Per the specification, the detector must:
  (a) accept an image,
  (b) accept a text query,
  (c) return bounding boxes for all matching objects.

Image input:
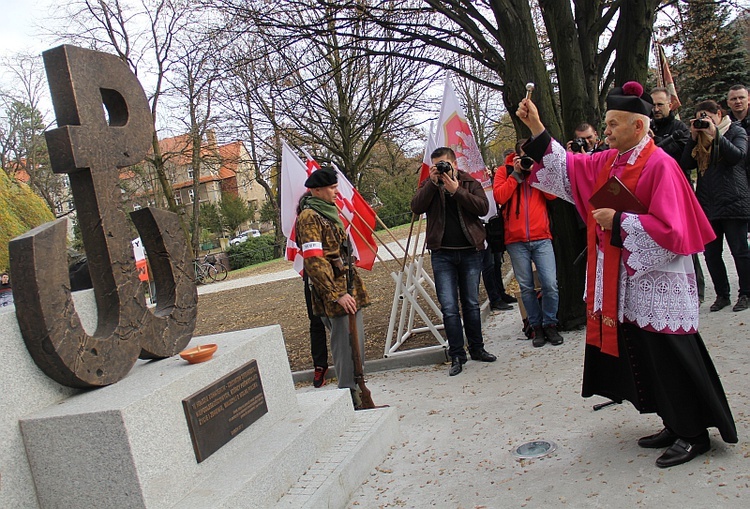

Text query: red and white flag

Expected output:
[280,142,311,274]
[654,40,682,111]
[331,164,378,271]
[280,143,378,273]
[434,77,496,221]
[418,122,437,185]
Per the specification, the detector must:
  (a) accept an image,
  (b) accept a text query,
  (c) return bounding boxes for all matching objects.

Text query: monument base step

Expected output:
[276,402,399,508]
[175,388,398,509]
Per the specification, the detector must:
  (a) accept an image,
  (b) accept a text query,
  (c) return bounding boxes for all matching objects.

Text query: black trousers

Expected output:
[582,323,737,443]
[704,218,750,298]
[304,274,328,368]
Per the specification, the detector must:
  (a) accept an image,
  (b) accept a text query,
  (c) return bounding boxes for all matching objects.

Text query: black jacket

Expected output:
[652,112,689,162]
[680,122,750,220]
[411,170,489,251]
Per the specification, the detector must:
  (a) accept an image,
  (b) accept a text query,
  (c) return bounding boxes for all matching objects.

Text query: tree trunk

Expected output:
[614,0,660,86]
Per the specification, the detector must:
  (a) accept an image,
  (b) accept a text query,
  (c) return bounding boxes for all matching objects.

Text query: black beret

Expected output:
[304,166,338,188]
[606,81,653,116]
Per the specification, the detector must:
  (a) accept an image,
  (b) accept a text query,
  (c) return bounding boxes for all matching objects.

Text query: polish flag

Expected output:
[281,143,378,273]
[280,142,311,274]
[434,77,496,221]
[331,164,378,271]
[418,122,437,185]
[655,41,682,111]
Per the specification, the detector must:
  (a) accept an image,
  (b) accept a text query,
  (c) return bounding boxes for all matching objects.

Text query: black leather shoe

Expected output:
[490,300,512,311]
[501,293,517,304]
[637,427,678,449]
[655,438,710,468]
[710,295,731,312]
[470,349,497,362]
[449,357,465,376]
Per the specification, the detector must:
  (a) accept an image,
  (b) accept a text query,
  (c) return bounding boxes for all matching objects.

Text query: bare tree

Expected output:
[0,53,66,213]
[213,3,435,247]
[50,0,190,228]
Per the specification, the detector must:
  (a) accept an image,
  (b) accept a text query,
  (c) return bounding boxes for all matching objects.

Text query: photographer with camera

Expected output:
[411,147,497,376]
[566,123,605,154]
[493,140,562,347]
[680,99,750,312]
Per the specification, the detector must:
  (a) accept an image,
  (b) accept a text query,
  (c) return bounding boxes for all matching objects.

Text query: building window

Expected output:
[188,169,194,180]
[188,189,195,203]
[56,203,63,214]
[133,203,142,211]
[175,192,182,206]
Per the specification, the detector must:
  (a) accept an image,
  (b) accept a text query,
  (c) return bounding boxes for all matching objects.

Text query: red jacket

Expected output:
[492,165,555,245]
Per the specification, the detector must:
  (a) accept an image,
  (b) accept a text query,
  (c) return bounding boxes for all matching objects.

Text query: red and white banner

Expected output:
[434,77,497,221]
[279,142,378,273]
[132,237,149,282]
[280,142,311,274]
[418,122,437,185]
[654,40,682,112]
[331,163,378,271]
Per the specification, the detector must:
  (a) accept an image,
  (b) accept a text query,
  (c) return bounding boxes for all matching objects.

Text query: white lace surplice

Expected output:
[534,140,700,334]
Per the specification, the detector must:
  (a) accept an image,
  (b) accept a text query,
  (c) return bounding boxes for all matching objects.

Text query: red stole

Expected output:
[585,141,657,357]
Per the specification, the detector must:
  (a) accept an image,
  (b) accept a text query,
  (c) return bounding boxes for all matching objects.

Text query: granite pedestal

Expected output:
[1,291,398,508]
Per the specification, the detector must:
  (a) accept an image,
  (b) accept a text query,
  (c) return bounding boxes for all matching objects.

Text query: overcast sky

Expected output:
[0,0,56,58]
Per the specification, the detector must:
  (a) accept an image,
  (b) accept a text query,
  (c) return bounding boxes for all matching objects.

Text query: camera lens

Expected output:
[435,161,452,173]
[694,119,710,129]
[520,156,534,170]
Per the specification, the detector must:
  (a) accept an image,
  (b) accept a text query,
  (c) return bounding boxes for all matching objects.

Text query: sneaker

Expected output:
[490,300,512,311]
[313,366,328,388]
[531,325,545,348]
[543,324,564,346]
[733,295,750,312]
[710,295,731,312]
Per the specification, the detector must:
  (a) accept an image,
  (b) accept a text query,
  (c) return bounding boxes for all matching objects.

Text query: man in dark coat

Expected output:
[650,87,689,162]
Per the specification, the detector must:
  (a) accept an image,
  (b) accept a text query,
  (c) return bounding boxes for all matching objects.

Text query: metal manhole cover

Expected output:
[512,440,557,459]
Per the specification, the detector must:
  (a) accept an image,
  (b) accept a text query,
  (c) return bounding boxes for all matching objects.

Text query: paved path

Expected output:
[304,249,747,509]
[197,233,426,296]
[203,238,750,508]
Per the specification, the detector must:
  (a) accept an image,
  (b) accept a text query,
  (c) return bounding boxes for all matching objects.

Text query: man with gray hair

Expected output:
[514,81,737,468]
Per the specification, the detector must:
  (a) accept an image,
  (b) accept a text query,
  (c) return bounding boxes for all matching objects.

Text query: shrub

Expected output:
[225,235,280,269]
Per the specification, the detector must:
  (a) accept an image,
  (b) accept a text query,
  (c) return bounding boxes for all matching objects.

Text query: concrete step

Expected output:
[175,389,398,508]
[275,404,399,509]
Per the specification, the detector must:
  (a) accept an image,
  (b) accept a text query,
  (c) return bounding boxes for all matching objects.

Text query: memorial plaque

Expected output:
[182,360,268,462]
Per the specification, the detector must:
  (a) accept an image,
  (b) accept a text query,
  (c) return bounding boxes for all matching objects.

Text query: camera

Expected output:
[694,113,710,130]
[569,137,587,153]
[519,156,534,170]
[435,161,453,174]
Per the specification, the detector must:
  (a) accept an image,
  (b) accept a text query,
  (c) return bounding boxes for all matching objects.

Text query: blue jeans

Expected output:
[506,240,559,327]
[481,248,502,303]
[431,249,484,361]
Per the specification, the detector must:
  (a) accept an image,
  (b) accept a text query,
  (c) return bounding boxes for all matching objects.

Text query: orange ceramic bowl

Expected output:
[179,344,218,364]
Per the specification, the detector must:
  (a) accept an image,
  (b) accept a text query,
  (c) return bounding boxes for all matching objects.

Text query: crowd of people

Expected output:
[294,80,746,468]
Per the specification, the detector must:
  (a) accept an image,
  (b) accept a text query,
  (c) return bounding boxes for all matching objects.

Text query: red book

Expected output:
[589,175,647,214]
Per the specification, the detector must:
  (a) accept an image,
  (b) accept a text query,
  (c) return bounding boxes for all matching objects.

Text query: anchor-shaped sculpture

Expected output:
[8,45,197,388]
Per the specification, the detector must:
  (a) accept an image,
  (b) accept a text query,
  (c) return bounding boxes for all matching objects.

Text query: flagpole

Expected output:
[337,204,398,272]
[401,213,417,271]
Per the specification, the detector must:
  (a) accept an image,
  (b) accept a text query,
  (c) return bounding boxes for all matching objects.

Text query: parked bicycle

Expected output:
[193,253,228,284]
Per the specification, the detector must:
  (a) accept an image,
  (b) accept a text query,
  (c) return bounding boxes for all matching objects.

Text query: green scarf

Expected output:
[301,195,344,230]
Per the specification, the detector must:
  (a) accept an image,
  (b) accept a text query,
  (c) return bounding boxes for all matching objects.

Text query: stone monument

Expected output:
[0,45,397,508]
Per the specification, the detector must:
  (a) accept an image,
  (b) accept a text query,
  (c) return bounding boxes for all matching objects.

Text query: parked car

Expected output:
[229,229,261,246]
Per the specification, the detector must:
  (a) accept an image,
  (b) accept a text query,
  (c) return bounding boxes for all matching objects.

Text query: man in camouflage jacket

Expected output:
[294,167,370,408]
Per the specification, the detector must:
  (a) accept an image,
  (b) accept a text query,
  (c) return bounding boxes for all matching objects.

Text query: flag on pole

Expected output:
[654,40,682,111]
[434,76,497,221]
[331,164,378,271]
[280,143,378,273]
[280,142,311,274]
[418,122,437,185]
